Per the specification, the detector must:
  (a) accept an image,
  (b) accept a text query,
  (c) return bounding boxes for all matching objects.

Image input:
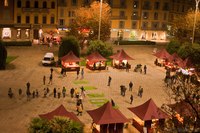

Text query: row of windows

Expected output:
[17,0,56,9]
[118,21,167,30]
[117,11,168,21]
[17,15,55,24]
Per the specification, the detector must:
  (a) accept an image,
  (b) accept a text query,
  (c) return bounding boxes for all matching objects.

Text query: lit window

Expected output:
[4,0,8,6]
[2,28,11,39]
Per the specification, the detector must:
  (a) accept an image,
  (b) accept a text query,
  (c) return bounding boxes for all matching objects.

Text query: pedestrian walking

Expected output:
[18,88,22,96]
[48,74,53,84]
[76,104,83,116]
[50,68,53,75]
[62,86,66,98]
[46,87,50,94]
[129,81,133,91]
[107,76,112,86]
[81,68,84,79]
[130,94,133,104]
[32,91,35,98]
[26,82,30,90]
[138,86,142,97]
[144,65,147,74]
[77,69,80,79]
[8,88,13,98]
[43,88,47,98]
[53,87,57,98]
[43,75,46,85]
[111,99,115,107]
[70,88,75,98]
[57,88,61,99]
[36,89,39,97]
[126,62,129,72]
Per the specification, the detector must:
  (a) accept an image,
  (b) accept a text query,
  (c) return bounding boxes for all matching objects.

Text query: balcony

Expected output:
[111,4,127,9]
[111,16,127,20]
[131,16,140,20]
[14,24,31,28]
[22,8,49,13]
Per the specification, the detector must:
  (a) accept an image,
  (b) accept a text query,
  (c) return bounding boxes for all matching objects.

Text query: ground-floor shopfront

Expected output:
[110,28,168,41]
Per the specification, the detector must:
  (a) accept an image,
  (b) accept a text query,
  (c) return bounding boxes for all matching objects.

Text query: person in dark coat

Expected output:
[77,69,80,79]
[53,87,56,98]
[144,65,147,74]
[43,75,46,85]
[129,81,133,91]
[130,94,133,104]
[107,76,112,86]
[70,88,75,98]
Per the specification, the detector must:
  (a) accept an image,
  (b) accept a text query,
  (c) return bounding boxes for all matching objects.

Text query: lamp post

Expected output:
[98,0,103,40]
[192,0,200,44]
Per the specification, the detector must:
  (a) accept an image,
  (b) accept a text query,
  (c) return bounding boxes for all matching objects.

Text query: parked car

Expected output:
[42,52,55,66]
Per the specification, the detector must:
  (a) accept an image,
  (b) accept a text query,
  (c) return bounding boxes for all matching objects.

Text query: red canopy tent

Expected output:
[128,98,169,131]
[86,52,107,70]
[87,102,129,133]
[110,49,134,60]
[168,53,183,64]
[128,98,169,121]
[110,49,134,69]
[61,51,81,71]
[153,49,171,59]
[39,105,82,123]
[177,57,193,68]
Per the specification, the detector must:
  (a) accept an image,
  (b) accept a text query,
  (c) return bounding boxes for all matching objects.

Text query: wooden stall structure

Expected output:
[61,51,81,71]
[39,104,82,123]
[86,52,107,70]
[128,98,169,132]
[110,49,134,69]
[87,102,129,133]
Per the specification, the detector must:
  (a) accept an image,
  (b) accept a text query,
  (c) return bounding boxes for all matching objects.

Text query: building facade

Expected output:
[0,0,195,42]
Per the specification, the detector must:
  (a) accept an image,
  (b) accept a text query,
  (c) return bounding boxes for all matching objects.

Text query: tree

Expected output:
[159,75,200,132]
[58,36,80,59]
[69,1,111,42]
[0,40,7,70]
[28,117,83,133]
[29,117,51,133]
[168,10,200,42]
[166,40,181,54]
[86,40,113,58]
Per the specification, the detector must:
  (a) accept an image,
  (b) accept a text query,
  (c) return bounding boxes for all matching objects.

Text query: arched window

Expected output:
[51,1,55,9]
[17,0,21,8]
[26,1,30,8]
[43,1,47,8]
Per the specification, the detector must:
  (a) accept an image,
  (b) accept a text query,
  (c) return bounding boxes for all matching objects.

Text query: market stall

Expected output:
[110,49,134,69]
[61,51,81,71]
[86,52,107,70]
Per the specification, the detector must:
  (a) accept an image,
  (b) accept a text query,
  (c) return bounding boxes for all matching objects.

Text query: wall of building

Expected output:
[0,0,195,42]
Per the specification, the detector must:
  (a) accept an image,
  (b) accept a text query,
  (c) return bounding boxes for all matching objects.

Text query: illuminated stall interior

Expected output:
[86,52,107,70]
[61,51,80,71]
[110,49,134,69]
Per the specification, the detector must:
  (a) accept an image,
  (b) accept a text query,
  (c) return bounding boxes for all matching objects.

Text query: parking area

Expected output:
[0,44,168,133]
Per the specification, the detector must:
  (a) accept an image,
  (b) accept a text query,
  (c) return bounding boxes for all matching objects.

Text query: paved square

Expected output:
[0,44,168,133]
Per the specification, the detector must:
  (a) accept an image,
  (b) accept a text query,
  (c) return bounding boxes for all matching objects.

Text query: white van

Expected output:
[42,52,55,66]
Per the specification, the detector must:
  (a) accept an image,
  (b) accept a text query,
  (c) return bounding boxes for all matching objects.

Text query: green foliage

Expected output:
[166,40,181,54]
[29,117,51,133]
[29,117,83,133]
[3,41,32,46]
[177,43,193,59]
[58,36,80,58]
[114,40,156,45]
[87,40,113,58]
[69,1,111,42]
[0,40,7,70]
[6,56,18,64]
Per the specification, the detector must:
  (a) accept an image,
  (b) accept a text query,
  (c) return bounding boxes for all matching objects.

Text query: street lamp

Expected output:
[192,0,200,44]
[98,0,103,40]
